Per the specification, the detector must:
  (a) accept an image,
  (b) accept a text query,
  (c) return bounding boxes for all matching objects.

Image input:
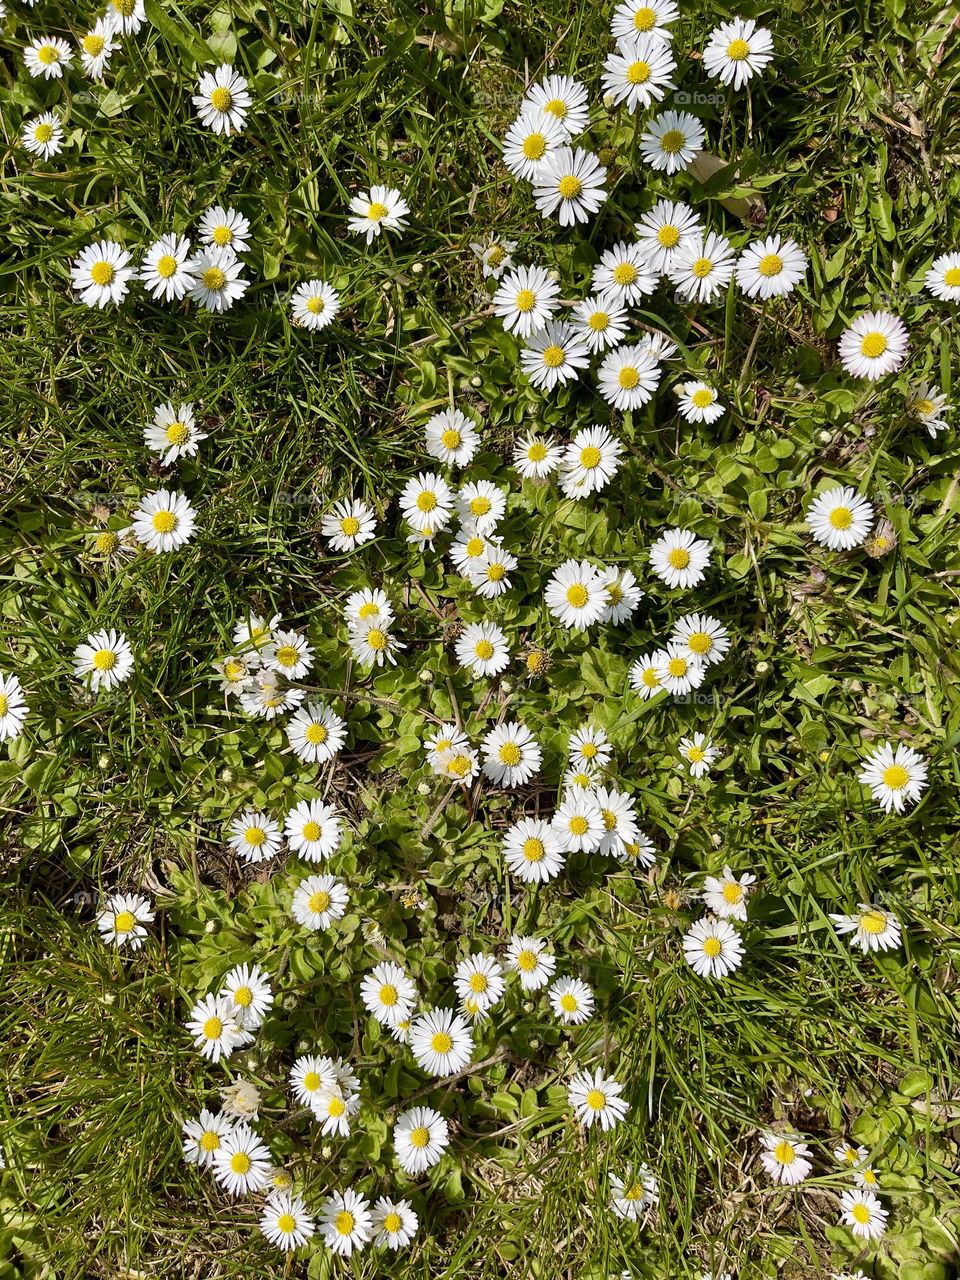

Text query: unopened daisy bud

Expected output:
[321,1144,333,1159]
[818,429,831,443]
[417,781,431,796]
[501,679,514,693]
[97,753,110,768]
[597,146,616,166]
[470,374,482,387]
[205,920,219,934]
[756,661,769,674]
[412,262,425,275]
[419,668,434,683]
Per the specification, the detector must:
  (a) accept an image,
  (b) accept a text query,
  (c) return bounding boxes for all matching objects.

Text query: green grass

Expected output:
[2,0,960,1276]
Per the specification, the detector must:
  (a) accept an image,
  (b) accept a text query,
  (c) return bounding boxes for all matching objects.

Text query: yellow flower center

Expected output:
[569,815,589,836]
[162,421,190,445]
[542,344,565,368]
[92,648,116,671]
[277,1213,296,1233]
[416,491,437,512]
[624,1182,644,1199]
[691,389,714,408]
[608,583,623,604]
[469,972,488,993]
[244,826,265,846]
[914,399,934,416]
[566,583,589,607]
[499,742,522,766]
[90,261,115,286]
[522,133,547,160]
[528,441,547,461]
[862,1169,877,1184]
[633,5,655,29]
[470,495,492,516]
[660,129,685,154]
[82,34,105,56]
[585,1089,606,1110]
[687,746,705,762]
[758,253,783,277]
[383,1212,402,1233]
[154,255,178,280]
[558,175,583,199]
[38,45,60,65]
[668,657,687,678]
[486,246,505,266]
[881,764,908,790]
[203,267,226,290]
[474,639,494,660]
[642,667,658,687]
[544,97,567,118]
[340,516,360,536]
[327,1096,346,1117]
[523,838,545,862]
[517,949,537,972]
[358,601,379,619]
[365,628,387,651]
[774,1140,795,1164]
[34,122,55,143]
[688,631,711,654]
[580,446,602,469]
[0,695,7,716]
[430,1031,453,1054]
[515,288,536,312]
[447,753,472,777]
[727,37,750,59]
[722,882,742,903]
[410,1125,431,1148]
[828,506,852,529]
[560,993,578,1011]
[613,262,638,286]
[233,985,252,1007]
[581,742,598,758]
[626,60,650,84]
[308,890,330,913]
[152,510,177,533]
[703,936,722,957]
[602,809,616,831]
[588,311,609,332]
[210,87,233,112]
[335,1211,355,1235]
[212,225,233,246]
[200,1130,220,1152]
[618,366,640,389]
[691,257,713,278]
[860,333,887,358]
[852,1203,870,1224]
[303,1071,321,1092]
[275,644,299,668]
[441,428,462,449]
[230,1152,251,1174]
[860,909,888,934]
[668,547,690,569]
[305,723,328,744]
[657,224,680,248]
[462,537,483,558]
[306,295,325,314]
[379,983,398,1006]
[203,1016,223,1040]
[113,910,136,933]
[944,267,960,286]
[367,201,389,220]
[95,532,119,554]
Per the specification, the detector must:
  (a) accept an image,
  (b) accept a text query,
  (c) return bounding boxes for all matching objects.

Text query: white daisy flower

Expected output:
[563,763,600,793]
[239,670,305,720]
[702,17,774,90]
[521,320,591,390]
[639,328,680,362]
[838,310,909,380]
[552,790,605,853]
[481,721,542,788]
[424,407,480,467]
[609,1167,659,1220]
[905,383,949,436]
[523,74,590,136]
[220,1080,262,1123]
[840,1189,888,1241]
[143,401,205,464]
[348,618,405,668]
[635,199,703,274]
[503,816,566,883]
[702,867,754,920]
[186,246,249,312]
[213,1124,272,1196]
[736,235,807,299]
[561,425,623,498]
[103,0,146,36]
[287,701,347,764]
[502,107,568,181]
[835,1142,868,1168]
[513,431,562,479]
[571,295,630,354]
[924,250,960,302]
[454,953,505,1013]
[569,726,612,769]
[0,672,27,741]
[199,205,252,253]
[140,235,196,303]
[656,644,706,697]
[679,732,717,777]
[78,21,118,79]
[284,799,341,862]
[597,343,662,411]
[182,1109,235,1168]
[221,962,272,1030]
[600,566,643,624]
[22,111,64,160]
[467,545,517,599]
[96,892,154,950]
[629,650,667,699]
[449,526,496,575]
[319,1189,372,1257]
[492,264,560,338]
[603,34,676,112]
[185,992,243,1063]
[855,1165,882,1191]
[424,721,469,771]
[409,1008,474,1076]
[320,498,377,551]
[227,808,283,864]
[595,785,640,857]
[592,240,659,307]
[260,1191,315,1252]
[455,621,510,677]
[131,488,197,553]
[70,240,133,308]
[858,741,928,813]
[291,874,349,931]
[568,1068,629,1131]
[347,185,409,243]
[290,1053,339,1106]
[506,935,556,990]
[400,471,454,534]
[456,479,507,532]
[668,231,737,304]
[193,64,251,135]
[344,587,394,629]
[371,1197,418,1249]
[611,0,679,42]
[677,380,724,424]
[313,1086,360,1137]
[436,745,481,784]
[24,37,72,79]
[759,1132,812,1185]
[290,279,340,330]
[830,904,902,953]
[74,628,134,692]
[533,146,607,227]
[639,109,704,175]
[617,832,658,868]
[231,611,278,655]
[671,612,730,665]
[805,486,874,551]
[648,527,712,589]
[545,558,609,629]
[470,238,517,279]
[682,916,744,979]
[361,961,416,1026]
[549,975,595,1024]
[262,629,313,680]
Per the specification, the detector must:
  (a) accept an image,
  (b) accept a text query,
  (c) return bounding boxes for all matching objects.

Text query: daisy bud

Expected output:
[418,669,434,683]
[97,753,110,768]
[205,920,219,934]
[221,767,235,783]
[412,262,424,274]
[282,995,298,1010]
[756,661,769,674]
[818,429,832,443]
[417,782,431,796]
[470,375,482,387]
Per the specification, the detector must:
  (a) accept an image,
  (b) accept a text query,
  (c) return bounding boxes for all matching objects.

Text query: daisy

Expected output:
[74,628,134,692]
[838,311,909,380]
[423,720,469,770]
[759,1132,812,1185]
[592,240,658,307]
[835,1142,868,1168]
[533,147,607,227]
[291,874,349,931]
[347,185,409,243]
[569,725,612,770]
[470,238,517,279]
[805,486,875,551]
[96,892,154,950]
[143,401,206,464]
[603,34,677,112]
[552,791,605,853]
[513,431,562,479]
[563,763,600,792]
[639,109,704,175]
[290,1053,339,1106]
[70,240,133,309]
[0,672,27,741]
[702,17,774,90]
[24,37,72,79]
[858,741,928,813]
[320,1189,372,1257]
[103,0,145,35]
[597,344,662,411]
[182,1109,235,1169]
[139,235,195,303]
[660,637,709,693]
[262,629,313,681]
[287,702,347,764]
[467,546,517,599]
[371,1197,418,1249]
[260,1191,315,1252]
[736,235,807,299]
[702,867,755,920]
[481,721,542,788]
[840,1189,888,1241]
[506,935,556,990]
[78,21,118,78]
[409,1008,474,1076]
[830,904,902,953]
[290,279,340,330]
[600,567,644,624]
[523,74,590,137]
[350,618,405,667]
[610,1168,658,1219]
[639,329,680,362]
[213,1125,272,1196]
[649,528,711,589]
[682,916,744,979]
[425,407,480,467]
[906,383,949,436]
[521,321,591,390]
[360,961,416,1026]
[239,670,305,720]
[617,832,658,868]
[924,251,960,302]
[677,380,724,425]
[503,816,566,884]
[595,785,639,857]
[456,479,507,532]
[221,962,273,1030]
[393,1106,450,1175]
[221,1080,261,1121]
[227,809,283,864]
[344,587,394,629]
[545,559,609,629]
[455,621,510,677]
[549,976,595,1025]
[400,471,454,534]
[855,1165,882,1191]
[132,488,197,553]
[438,744,482,783]
[669,232,737,304]
[568,1068,629,1131]
[610,0,679,42]
[199,205,252,254]
[635,199,703,274]
[450,527,496,575]
[561,426,623,497]
[320,497,377,552]
[571,295,630,354]
[285,798,343,860]
[232,611,278,655]
[630,650,666,699]
[454,954,505,1013]
[313,1087,360,1137]
[22,111,64,160]
[492,264,560,338]
[186,246,249,312]
[502,108,568,181]
[671,613,730,666]
[193,64,251,135]
[185,993,243,1063]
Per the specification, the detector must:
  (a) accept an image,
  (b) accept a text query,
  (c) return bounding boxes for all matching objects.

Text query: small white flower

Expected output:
[360,961,416,1026]
[924,250,960,302]
[629,650,667,699]
[193,64,251,135]
[470,238,516,279]
[594,785,640,857]
[502,107,568,181]
[131,488,197,553]
[610,0,679,44]
[394,1106,450,1174]
[24,37,72,80]
[78,20,118,78]
[592,239,658,306]
[321,498,377,551]
[70,240,134,308]
[506,935,556,990]
[759,1131,812,1185]
[603,34,677,112]
[199,205,252,253]
[182,1109,235,1168]
[260,1191,315,1252]
[568,1068,629,1130]
[523,74,590,136]
[481,721,542,788]
[805,486,875,551]
[702,866,755,919]
[830,904,902,953]
[571,295,630,353]
[347,185,409,243]
[466,545,517,599]
[549,975,595,1024]
[545,559,609,629]
[96,892,154,950]
[502,816,566,883]
[455,621,510,677]
[532,147,607,227]
[291,874,349,931]
[74,628,134,691]
[454,953,505,1013]
[400,471,454,534]
[185,992,243,1063]
[600,566,643,624]
[103,0,146,36]
[857,741,928,813]
[409,1007,474,1076]
[22,111,64,160]
[679,732,717,777]
[561,425,623,498]
[597,343,662,411]
[187,246,249,312]
[492,264,560,338]
[840,1189,888,1240]
[649,527,712,589]
[513,431,562,479]
[371,1197,418,1249]
[319,1189,372,1257]
[0,672,28,741]
[291,280,340,330]
[213,1124,272,1196]
[228,808,283,864]
[677,380,724,424]
[140,235,196,302]
[287,701,347,763]
[609,1166,659,1220]
[144,401,206,463]
[702,17,774,90]
[736,235,807,299]
[639,109,704,174]
[568,725,612,769]
[424,407,480,467]
[682,916,744,979]
[521,321,591,390]
[221,962,273,1030]
[838,310,909,379]
[671,612,730,665]
[635,199,703,274]
[905,383,950,436]
[552,791,605,854]
[669,231,737,304]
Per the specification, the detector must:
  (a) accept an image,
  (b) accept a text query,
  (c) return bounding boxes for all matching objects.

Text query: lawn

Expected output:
[1,0,960,1276]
